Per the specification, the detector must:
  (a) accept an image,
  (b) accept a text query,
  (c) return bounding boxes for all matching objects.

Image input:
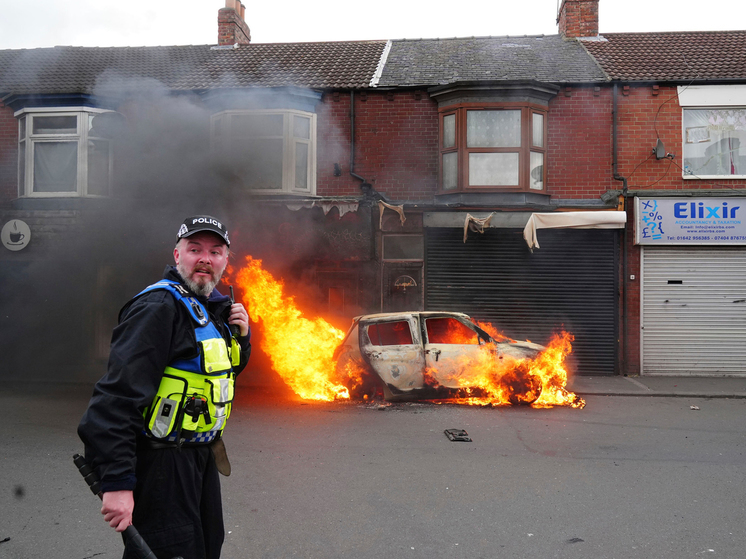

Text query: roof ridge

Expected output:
[393,34,555,42]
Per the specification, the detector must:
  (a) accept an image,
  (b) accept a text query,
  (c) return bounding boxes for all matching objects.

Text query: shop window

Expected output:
[683,108,746,178]
[439,105,546,193]
[212,110,316,194]
[382,235,424,261]
[17,109,112,198]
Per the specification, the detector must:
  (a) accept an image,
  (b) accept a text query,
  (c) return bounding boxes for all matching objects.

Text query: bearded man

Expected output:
[78,215,251,559]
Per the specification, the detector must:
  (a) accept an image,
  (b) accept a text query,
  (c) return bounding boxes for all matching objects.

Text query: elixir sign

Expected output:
[635,197,746,245]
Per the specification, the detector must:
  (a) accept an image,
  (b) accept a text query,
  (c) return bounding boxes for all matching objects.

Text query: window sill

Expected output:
[435,191,551,207]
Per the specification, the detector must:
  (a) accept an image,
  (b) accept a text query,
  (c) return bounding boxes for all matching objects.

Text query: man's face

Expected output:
[174,231,229,296]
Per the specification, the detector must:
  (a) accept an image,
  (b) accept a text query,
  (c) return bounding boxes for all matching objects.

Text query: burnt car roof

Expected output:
[352,311,473,321]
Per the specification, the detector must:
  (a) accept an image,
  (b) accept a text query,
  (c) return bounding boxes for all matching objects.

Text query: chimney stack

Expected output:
[557,0,599,38]
[218,0,251,46]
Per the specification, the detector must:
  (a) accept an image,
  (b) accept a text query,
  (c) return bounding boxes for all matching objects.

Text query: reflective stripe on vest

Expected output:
[136,280,236,443]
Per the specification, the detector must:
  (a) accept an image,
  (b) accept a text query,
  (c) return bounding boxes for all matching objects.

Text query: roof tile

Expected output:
[581,31,746,81]
[0,41,387,95]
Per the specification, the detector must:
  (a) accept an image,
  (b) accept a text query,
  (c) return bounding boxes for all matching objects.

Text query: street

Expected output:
[2,382,745,559]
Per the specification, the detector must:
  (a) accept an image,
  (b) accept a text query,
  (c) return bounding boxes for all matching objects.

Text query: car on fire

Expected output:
[333,311,546,403]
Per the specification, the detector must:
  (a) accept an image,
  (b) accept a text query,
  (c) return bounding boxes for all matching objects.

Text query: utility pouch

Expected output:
[200,338,232,374]
[230,337,241,367]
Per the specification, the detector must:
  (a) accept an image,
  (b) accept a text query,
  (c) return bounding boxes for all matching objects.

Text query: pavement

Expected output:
[567,374,746,398]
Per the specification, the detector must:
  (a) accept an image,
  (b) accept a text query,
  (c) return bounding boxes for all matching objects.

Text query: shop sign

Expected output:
[635,197,746,245]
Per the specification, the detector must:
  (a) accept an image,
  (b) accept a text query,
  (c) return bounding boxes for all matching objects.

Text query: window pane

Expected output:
[19,116,26,139]
[443,114,456,148]
[469,153,519,186]
[532,113,544,148]
[683,108,746,176]
[88,140,110,196]
[233,138,283,190]
[294,142,308,189]
[425,317,479,344]
[33,115,77,135]
[467,110,521,147]
[18,142,25,194]
[442,152,458,190]
[293,116,311,139]
[368,321,413,346]
[383,235,423,260]
[231,114,284,137]
[33,142,78,192]
[530,151,544,190]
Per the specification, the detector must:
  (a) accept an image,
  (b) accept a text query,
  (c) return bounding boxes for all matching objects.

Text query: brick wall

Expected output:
[316,90,439,200]
[0,101,17,208]
[547,85,614,199]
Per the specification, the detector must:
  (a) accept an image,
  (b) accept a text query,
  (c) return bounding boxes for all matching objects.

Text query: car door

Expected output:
[422,315,492,388]
[358,316,426,393]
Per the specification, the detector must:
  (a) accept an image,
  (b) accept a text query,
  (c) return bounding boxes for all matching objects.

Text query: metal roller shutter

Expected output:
[425,227,618,375]
[642,247,746,376]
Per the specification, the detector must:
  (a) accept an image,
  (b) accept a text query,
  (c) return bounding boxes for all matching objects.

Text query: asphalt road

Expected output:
[2,383,745,559]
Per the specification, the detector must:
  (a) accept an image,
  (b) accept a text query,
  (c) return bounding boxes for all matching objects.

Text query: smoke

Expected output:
[2,72,362,385]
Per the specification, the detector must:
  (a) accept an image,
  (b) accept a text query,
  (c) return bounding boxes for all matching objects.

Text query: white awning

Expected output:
[523,211,627,250]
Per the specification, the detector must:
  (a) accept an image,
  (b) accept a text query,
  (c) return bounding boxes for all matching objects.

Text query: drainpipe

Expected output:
[613,82,629,377]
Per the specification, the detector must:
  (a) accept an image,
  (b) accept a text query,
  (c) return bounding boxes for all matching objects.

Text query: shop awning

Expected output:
[523,211,627,250]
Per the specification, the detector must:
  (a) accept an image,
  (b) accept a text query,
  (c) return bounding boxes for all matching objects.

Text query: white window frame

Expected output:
[678,85,746,180]
[15,107,113,198]
[211,109,317,195]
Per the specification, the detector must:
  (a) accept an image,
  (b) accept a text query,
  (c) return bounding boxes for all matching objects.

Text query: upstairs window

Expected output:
[439,104,547,193]
[682,108,746,178]
[212,110,316,195]
[17,108,112,198]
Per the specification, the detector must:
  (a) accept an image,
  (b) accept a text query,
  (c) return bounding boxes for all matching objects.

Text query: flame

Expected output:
[424,331,584,408]
[232,257,584,408]
[233,256,350,401]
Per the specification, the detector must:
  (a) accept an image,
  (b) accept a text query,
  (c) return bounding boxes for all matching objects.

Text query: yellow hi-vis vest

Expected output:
[139,281,241,445]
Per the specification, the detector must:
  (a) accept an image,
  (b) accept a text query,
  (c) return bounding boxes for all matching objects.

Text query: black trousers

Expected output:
[123,445,224,559]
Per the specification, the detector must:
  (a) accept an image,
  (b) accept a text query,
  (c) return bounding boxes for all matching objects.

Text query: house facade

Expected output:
[1,0,745,382]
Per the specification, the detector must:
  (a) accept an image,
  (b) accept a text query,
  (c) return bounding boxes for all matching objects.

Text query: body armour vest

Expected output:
[137,280,241,446]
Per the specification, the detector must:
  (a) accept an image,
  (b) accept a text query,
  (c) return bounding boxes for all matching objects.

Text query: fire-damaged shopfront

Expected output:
[2,0,746,389]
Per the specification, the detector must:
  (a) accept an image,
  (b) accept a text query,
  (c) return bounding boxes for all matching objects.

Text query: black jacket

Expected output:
[77,266,251,492]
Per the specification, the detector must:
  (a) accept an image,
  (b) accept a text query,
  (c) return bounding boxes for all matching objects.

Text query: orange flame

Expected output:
[233,256,350,401]
[232,257,584,408]
[437,331,584,408]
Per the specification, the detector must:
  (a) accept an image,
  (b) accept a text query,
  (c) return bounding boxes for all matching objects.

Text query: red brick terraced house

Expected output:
[1,0,745,382]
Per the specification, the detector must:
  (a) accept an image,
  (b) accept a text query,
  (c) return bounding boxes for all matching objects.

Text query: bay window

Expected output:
[439,104,547,193]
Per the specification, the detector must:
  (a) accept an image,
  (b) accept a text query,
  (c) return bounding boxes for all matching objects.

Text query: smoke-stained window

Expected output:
[212,110,316,195]
[17,108,112,198]
[438,106,547,193]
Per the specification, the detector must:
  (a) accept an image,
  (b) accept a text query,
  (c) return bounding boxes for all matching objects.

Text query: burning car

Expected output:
[333,311,546,404]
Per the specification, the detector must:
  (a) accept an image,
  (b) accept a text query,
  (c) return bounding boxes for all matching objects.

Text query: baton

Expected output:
[73,453,181,559]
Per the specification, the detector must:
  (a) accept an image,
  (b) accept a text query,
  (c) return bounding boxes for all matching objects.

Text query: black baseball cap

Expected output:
[176,215,230,247]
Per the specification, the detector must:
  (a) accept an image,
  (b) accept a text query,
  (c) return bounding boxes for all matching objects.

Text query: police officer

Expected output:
[78,215,251,559]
